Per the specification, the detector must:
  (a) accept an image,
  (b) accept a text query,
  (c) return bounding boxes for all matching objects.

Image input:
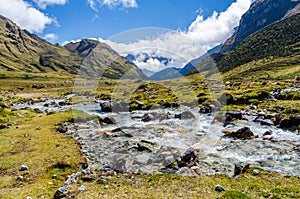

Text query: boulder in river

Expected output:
[141,113,155,122]
[175,111,196,120]
[100,102,112,113]
[226,111,243,120]
[223,127,258,139]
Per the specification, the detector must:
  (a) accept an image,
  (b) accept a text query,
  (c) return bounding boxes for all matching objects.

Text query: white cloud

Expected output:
[87,0,137,11]
[101,0,251,71]
[33,0,68,9]
[44,33,58,42]
[0,0,54,33]
[102,0,137,8]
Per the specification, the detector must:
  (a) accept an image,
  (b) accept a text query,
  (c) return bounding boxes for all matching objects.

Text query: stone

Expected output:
[163,155,175,167]
[54,187,68,199]
[263,130,273,136]
[101,117,116,124]
[20,165,29,171]
[226,111,243,120]
[233,164,243,177]
[0,124,7,129]
[57,123,68,133]
[26,197,32,199]
[252,169,260,176]
[175,167,199,177]
[135,179,143,184]
[219,93,234,105]
[78,185,85,192]
[260,119,274,126]
[181,147,197,162]
[199,103,213,114]
[100,102,112,113]
[279,118,292,128]
[104,185,109,189]
[134,154,151,165]
[175,111,196,120]
[223,127,257,139]
[141,113,155,122]
[215,185,226,192]
[17,176,24,181]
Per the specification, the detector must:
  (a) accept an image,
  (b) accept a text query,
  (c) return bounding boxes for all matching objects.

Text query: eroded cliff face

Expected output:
[221,0,300,52]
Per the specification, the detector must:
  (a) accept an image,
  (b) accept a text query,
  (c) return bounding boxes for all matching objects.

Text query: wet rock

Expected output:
[54,187,68,199]
[141,113,155,122]
[20,165,29,171]
[175,111,196,120]
[215,184,226,192]
[260,119,274,126]
[199,103,213,114]
[100,102,112,113]
[226,111,243,120]
[57,123,68,133]
[176,167,199,177]
[223,127,257,139]
[263,130,273,136]
[181,147,197,162]
[112,101,128,112]
[279,118,292,128]
[100,117,116,124]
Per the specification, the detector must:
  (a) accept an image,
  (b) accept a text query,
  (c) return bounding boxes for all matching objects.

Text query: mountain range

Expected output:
[0,15,145,79]
[0,0,299,80]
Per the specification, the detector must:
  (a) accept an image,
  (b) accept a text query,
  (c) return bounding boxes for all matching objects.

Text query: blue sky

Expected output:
[0,0,252,71]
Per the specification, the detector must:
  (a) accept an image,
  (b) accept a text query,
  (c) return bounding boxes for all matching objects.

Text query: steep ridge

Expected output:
[221,0,300,52]
[0,15,145,79]
[64,39,146,79]
[0,15,81,75]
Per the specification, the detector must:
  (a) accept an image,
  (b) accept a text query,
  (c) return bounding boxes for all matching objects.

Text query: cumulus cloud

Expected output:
[0,0,54,33]
[88,0,137,11]
[101,0,251,72]
[44,33,58,42]
[33,0,68,9]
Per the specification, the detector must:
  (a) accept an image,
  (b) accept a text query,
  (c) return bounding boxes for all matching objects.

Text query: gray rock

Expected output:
[175,111,196,120]
[176,167,199,177]
[215,184,226,192]
[54,187,68,199]
[20,165,29,171]
[181,147,197,162]
[233,164,243,177]
[134,154,151,165]
[17,176,24,181]
[78,185,85,192]
[252,169,260,176]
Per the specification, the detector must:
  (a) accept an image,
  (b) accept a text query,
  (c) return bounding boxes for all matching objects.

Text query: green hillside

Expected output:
[217,14,300,73]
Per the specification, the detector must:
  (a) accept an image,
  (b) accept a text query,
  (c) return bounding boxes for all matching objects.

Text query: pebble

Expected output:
[20,165,29,171]
[26,197,32,199]
[104,185,109,189]
[252,169,260,176]
[78,185,86,192]
[215,184,226,192]
[17,176,24,181]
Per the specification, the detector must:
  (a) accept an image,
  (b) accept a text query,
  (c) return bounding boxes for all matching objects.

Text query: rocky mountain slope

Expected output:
[0,15,81,75]
[0,15,145,79]
[187,1,300,77]
[64,39,146,79]
[221,0,300,52]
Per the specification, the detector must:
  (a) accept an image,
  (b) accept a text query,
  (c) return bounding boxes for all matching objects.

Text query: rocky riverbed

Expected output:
[11,94,300,177]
